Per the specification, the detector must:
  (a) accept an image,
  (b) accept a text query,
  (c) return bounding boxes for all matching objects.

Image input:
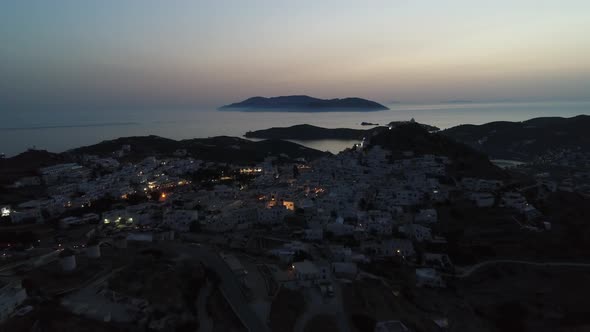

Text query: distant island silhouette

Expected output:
[219,95,389,112]
[443,100,475,104]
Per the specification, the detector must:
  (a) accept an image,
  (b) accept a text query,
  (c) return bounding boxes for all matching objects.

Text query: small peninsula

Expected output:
[245,121,439,140]
[219,95,389,112]
[245,124,387,140]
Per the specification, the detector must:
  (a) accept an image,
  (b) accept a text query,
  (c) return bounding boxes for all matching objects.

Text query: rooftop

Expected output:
[293,260,319,275]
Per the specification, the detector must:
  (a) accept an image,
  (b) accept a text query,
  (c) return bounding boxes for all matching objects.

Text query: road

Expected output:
[173,243,271,332]
[0,249,61,274]
[53,266,126,296]
[293,282,350,332]
[196,281,213,332]
[451,260,590,278]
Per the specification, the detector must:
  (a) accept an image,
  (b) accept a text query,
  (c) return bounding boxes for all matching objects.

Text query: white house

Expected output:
[39,163,79,184]
[501,192,527,210]
[82,213,99,223]
[470,192,495,207]
[48,183,78,197]
[326,221,355,237]
[522,205,542,220]
[461,178,503,192]
[415,208,438,224]
[59,216,82,229]
[422,253,453,270]
[221,254,248,281]
[102,209,129,225]
[0,206,10,218]
[392,190,421,206]
[162,209,198,232]
[11,202,43,224]
[374,320,410,332]
[303,228,323,241]
[12,176,41,188]
[269,248,295,264]
[292,260,327,287]
[416,268,445,288]
[258,206,288,224]
[366,219,393,236]
[380,238,415,257]
[59,249,77,272]
[330,245,353,262]
[127,232,154,242]
[399,223,432,242]
[86,239,101,259]
[0,282,27,322]
[331,262,358,278]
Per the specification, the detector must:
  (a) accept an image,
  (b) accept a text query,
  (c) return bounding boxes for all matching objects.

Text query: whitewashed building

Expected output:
[470,192,495,207]
[416,268,445,288]
[415,208,438,224]
[0,282,27,322]
[399,223,432,242]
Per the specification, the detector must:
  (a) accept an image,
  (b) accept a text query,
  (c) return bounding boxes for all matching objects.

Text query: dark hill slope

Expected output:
[0,150,70,185]
[245,124,386,140]
[66,135,330,163]
[441,115,590,161]
[369,123,507,179]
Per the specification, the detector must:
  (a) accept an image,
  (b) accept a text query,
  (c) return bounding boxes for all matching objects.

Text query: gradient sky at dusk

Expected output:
[2,0,590,111]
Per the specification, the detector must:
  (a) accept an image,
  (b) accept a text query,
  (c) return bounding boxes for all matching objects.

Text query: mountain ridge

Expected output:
[441,115,590,161]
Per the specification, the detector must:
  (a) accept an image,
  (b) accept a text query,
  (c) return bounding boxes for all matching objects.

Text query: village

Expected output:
[0,132,564,332]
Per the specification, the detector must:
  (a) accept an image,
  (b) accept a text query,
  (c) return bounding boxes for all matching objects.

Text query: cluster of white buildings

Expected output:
[1,137,556,306]
[243,146,460,291]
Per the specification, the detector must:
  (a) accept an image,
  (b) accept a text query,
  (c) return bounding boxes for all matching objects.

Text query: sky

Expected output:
[1,0,590,111]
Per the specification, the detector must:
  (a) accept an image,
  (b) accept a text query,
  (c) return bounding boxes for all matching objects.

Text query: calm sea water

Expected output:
[1,101,589,157]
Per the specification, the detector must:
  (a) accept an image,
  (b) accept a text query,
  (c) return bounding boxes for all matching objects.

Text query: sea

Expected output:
[1,101,589,157]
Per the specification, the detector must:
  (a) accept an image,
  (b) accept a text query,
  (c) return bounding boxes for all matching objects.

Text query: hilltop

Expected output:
[0,149,71,185]
[441,115,590,161]
[245,124,386,140]
[66,135,330,163]
[219,95,389,112]
[369,122,507,179]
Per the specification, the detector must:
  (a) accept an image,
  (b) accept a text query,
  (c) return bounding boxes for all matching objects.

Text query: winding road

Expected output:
[171,243,271,332]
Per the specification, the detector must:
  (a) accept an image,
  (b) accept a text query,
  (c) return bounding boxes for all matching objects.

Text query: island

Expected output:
[244,124,387,140]
[219,95,389,112]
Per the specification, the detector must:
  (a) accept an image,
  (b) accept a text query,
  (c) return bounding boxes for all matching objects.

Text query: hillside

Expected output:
[0,149,70,185]
[66,135,330,163]
[245,121,439,141]
[441,115,590,161]
[369,123,507,179]
[245,124,386,140]
[219,95,389,112]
